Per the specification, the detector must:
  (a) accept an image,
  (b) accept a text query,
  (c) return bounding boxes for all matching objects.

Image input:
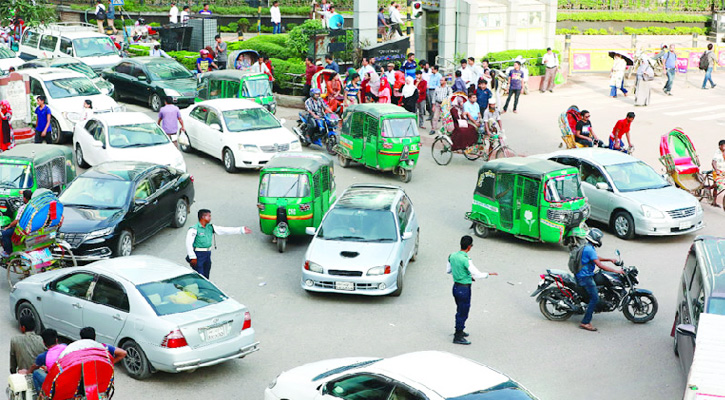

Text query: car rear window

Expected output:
[136,273,228,316]
[447,381,538,400]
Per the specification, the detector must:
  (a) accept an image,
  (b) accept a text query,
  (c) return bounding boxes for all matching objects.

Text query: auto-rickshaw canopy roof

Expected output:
[478,157,570,180]
[345,104,413,119]
[262,152,333,174]
[0,144,73,164]
[200,70,268,82]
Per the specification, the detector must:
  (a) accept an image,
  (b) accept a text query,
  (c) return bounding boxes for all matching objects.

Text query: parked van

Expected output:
[18,23,122,72]
[672,235,725,375]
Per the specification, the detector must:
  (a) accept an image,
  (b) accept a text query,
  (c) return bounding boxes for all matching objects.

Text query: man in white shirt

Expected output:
[458,59,475,90]
[180,6,190,24]
[358,57,375,79]
[169,1,179,24]
[384,63,396,83]
[270,1,282,34]
[468,57,483,88]
[389,3,404,37]
[540,47,559,93]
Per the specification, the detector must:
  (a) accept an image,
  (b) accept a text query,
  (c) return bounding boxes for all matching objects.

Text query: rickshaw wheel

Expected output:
[338,154,351,168]
[473,223,490,238]
[325,135,338,156]
[463,145,482,161]
[277,238,287,253]
[51,241,78,269]
[431,137,453,166]
[398,168,412,183]
[6,257,32,288]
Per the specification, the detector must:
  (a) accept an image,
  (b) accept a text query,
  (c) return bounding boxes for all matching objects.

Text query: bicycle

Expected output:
[431,128,517,166]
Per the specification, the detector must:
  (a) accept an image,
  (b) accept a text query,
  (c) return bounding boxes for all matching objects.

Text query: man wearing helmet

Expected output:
[576,228,625,331]
[303,88,333,142]
[196,49,217,74]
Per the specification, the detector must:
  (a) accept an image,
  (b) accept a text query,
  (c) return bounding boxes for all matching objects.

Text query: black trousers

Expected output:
[34,130,52,144]
[503,89,521,112]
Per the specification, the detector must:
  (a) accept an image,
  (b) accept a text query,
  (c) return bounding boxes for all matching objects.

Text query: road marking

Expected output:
[664,104,725,116]
[690,112,725,121]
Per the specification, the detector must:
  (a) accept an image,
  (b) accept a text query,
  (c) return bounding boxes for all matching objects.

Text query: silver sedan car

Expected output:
[301,184,419,296]
[9,256,259,379]
[544,149,703,239]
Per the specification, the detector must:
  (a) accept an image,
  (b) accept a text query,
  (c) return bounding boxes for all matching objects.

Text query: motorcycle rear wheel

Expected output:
[538,289,574,321]
[277,238,287,253]
[326,135,338,155]
[623,293,658,323]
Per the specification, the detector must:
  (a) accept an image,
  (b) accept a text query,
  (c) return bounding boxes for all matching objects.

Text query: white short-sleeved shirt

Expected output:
[169,6,179,23]
[714,151,725,172]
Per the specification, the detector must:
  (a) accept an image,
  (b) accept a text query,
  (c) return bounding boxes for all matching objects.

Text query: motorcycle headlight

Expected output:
[112,106,126,112]
[240,144,260,153]
[63,112,81,122]
[165,89,182,97]
[641,205,665,219]
[86,227,114,240]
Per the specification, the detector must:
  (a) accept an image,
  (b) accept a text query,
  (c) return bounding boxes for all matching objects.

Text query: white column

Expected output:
[505,0,519,49]
[353,0,377,47]
[414,13,427,61]
[438,0,457,71]
[542,0,557,47]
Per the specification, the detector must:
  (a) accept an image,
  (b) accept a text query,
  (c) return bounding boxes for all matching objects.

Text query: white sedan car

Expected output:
[0,46,23,74]
[265,351,539,400]
[73,112,186,171]
[180,98,301,172]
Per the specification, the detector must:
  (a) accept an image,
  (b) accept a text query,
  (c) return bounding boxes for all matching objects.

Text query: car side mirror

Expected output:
[134,199,149,208]
[210,123,222,131]
[676,324,696,338]
[92,140,104,149]
[305,227,316,235]
[65,48,73,56]
[595,182,610,191]
[402,231,413,240]
[42,282,50,291]
[279,118,287,125]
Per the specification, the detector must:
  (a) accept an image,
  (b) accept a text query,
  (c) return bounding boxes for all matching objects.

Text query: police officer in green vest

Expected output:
[185,209,251,279]
[446,235,498,345]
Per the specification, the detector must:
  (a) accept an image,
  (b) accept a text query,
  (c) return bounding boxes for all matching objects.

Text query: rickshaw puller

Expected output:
[1,189,31,256]
[304,88,333,142]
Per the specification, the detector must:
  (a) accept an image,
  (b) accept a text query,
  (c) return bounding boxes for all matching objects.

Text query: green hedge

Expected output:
[557,11,709,22]
[71,2,311,15]
[558,0,712,11]
[484,49,559,76]
[556,26,707,34]
[227,34,297,59]
[270,57,306,92]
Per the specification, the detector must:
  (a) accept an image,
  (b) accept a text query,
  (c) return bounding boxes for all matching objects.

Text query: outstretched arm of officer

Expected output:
[213,225,252,235]
[469,260,498,280]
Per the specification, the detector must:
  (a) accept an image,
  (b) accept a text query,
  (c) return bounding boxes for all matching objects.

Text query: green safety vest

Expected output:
[449,251,472,285]
[191,222,214,248]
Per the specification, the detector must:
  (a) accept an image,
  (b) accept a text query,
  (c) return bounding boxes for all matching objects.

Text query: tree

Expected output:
[1,0,57,27]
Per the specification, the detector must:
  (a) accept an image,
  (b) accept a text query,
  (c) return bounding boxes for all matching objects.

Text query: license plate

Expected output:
[203,325,229,341]
[679,222,691,230]
[335,281,355,291]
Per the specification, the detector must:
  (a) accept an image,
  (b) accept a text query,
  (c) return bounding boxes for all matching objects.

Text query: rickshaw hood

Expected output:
[307,240,397,270]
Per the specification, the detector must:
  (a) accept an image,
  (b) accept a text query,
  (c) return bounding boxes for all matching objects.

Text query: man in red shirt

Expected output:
[304,57,316,98]
[609,112,635,151]
[414,70,428,128]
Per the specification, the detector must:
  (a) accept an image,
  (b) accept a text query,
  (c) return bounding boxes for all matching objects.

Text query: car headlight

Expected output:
[291,140,301,150]
[305,261,323,273]
[86,227,114,240]
[240,144,260,152]
[367,265,391,276]
[112,106,126,112]
[63,112,81,122]
[100,87,110,95]
[9,196,23,210]
[165,89,182,97]
[695,202,703,213]
[642,205,665,219]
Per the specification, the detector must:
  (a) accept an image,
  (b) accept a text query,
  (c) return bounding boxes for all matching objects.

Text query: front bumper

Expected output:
[301,270,400,296]
[634,212,704,236]
[59,233,115,262]
[169,96,195,108]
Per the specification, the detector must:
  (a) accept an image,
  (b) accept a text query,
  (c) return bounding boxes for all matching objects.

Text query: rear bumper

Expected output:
[173,341,260,372]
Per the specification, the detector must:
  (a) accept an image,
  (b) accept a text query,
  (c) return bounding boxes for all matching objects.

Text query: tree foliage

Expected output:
[285,19,324,58]
[2,0,57,27]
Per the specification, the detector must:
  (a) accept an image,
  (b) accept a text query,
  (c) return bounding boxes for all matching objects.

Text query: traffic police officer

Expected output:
[185,209,251,279]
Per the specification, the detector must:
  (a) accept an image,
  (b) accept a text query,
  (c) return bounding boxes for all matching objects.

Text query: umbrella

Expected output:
[608,51,634,66]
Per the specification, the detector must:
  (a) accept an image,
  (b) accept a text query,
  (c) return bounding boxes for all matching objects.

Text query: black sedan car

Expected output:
[101,57,196,111]
[59,161,194,260]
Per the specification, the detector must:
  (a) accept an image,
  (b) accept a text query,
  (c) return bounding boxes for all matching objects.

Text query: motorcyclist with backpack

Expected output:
[304,88,333,142]
[575,228,625,332]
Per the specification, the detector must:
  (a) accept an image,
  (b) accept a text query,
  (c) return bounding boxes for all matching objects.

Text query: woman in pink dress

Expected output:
[378,76,391,103]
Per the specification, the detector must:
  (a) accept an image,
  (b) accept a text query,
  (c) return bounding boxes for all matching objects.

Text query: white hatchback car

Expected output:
[19,67,122,144]
[73,112,186,171]
[264,351,539,400]
[180,99,301,172]
[0,46,23,74]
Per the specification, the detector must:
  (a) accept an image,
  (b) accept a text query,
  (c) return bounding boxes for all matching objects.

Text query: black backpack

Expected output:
[96,6,107,20]
[699,52,709,70]
[568,244,586,274]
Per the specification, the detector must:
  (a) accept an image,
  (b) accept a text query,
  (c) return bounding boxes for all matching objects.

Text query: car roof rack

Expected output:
[44,22,98,33]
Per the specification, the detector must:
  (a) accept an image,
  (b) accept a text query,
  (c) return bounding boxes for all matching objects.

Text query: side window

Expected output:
[39,35,59,52]
[22,30,41,48]
[131,66,147,80]
[325,374,394,399]
[84,119,98,133]
[397,196,411,234]
[580,161,606,186]
[59,38,73,56]
[190,106,208,122]
[134,178,156,200]
[52,272,95,299]
[30,78,45,97]
[206,110,222,127]
[208,79,223,98]
[552,156,579,168]
[93,123,105,144]
[150,169,174,190]
[689,269,704,325]
[351,112,364,138]
[364,115,378,141]
[476,169,496,199]
[91,276,130,312]
[114,62,133,75]
[35,162,52,189]
[197,77,208,100]
[390,384,427,400]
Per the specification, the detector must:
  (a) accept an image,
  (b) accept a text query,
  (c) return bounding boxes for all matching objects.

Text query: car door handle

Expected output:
[72,303,82,309]
[113,314,123,321]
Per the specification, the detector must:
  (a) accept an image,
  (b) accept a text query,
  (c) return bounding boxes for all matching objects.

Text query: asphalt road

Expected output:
[2,71,725,400]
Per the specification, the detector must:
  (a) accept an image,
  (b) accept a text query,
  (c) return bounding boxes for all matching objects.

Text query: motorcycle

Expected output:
[531,250,658,324]
[292,112,339,156]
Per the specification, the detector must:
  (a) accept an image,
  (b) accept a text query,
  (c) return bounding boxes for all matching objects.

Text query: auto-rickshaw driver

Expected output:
[304,88,333,142]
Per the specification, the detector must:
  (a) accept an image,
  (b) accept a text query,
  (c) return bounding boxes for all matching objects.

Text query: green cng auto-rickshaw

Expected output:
[258,152,336,252]
[465,157,589,248]
[196,70,277,113]
[0,145,76,227]
[337,104,420,183]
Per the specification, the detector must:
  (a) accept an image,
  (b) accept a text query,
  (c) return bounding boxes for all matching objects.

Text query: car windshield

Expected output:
[147,61,193,81]
[0,162,33,189]
[450,382,538,400]
[45,77,100,99]
[72,37,118,58]
[55,62,97,79]
[137,273,228,316]
[259,173,310,197]
[382,118,417,138]
[222,108,280,132]
[0,47,16,59]
[108,123,170,148]
[312,359,382,382]
[317,208,397,242]
[544,174,583,202]
[60,177,131,209]
[604,161,669,192]
[242,79,272,98]
[708,298,725,315]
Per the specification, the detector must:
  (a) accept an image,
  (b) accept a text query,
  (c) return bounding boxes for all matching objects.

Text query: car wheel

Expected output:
[115,230,133,257]
[473,223,491,238]
[612,211,635,240]
[50,118,63,144]
[75,144,89,168]
[410,230,419,262]
[223,147,237,173]
[150,93,162,112]
[121,340,152,380]
[171,198,188,228]
[16,302,43,334]
[391,265,404,297]
[338,153,350,168]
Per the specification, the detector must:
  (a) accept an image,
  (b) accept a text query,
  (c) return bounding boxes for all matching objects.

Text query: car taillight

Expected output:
[189,175,194,183]
[540,274,546,279]
[384,265,391,274]
[161,329,188,348]
[242,311,252,331]
[304,261,310,270]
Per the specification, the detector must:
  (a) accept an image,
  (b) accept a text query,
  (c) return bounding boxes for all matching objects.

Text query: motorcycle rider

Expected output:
[304,88,333,143]
[576,228,624,332]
